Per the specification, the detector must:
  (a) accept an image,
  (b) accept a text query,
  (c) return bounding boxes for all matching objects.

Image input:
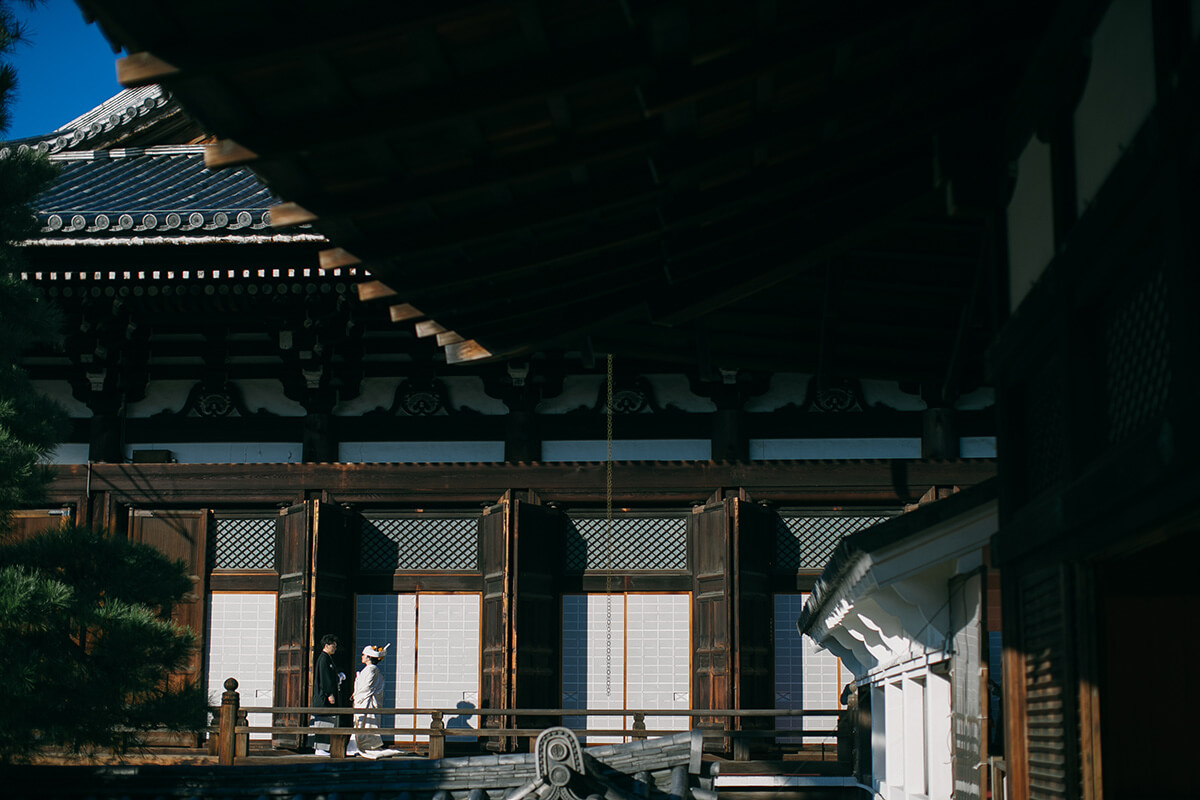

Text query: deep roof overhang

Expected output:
[72,0,1080,392]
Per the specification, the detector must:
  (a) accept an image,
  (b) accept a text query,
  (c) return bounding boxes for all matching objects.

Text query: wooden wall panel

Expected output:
[512,500,565,732]
[479,498,511,751]
[127,509,208,690]
[127,508,208,747]
[732,498,775,750]
[690,498,732,750]
[6,508,72,541]
[273,503,311,749]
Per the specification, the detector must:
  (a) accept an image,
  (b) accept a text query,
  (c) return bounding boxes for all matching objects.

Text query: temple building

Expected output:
[7,1,1197,799]
[6,83,995,762]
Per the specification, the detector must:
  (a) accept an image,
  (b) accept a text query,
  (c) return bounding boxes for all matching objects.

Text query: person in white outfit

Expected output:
[353,643,400,758]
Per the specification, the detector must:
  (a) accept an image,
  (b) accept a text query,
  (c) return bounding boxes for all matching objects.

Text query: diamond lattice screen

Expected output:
[360,516,479,571]
[209,517,275,570]
[566,516,688,571]
[776,515,891,571]
[1106,268,1170,444]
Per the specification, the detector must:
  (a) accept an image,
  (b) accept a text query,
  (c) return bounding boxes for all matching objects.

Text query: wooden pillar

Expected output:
[302,411,338,463]
[922,407,959,460]
[504,410,542,462]
[711,408,748,461]
[88,409,124,463]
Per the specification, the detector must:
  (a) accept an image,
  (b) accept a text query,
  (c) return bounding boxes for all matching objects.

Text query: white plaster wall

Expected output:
[125,442,302,463]
[859,380,927,411]
[872,684,888,797]
[644,374,717,412]
[542,439,710,462]
[206,592,277,739]
[903,678,927,796]
[30,380,89,416]
[339,441,505,463]
[749,438,921,460]
[744,373,809,412]
[538,374,605,414]
[335,377,508,416]
[1007,137,1055,311]
[126,379,305,418]
[927,671,953,800]
[1074,0,1157,216]
[334,377,404,415]
[745,374,928,412]
[955,386,995,411]
[443,376,508,414]
[884,681,905,793]
[960,437,997,458]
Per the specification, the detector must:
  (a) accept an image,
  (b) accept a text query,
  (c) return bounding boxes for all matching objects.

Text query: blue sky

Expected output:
[2,1,123,140]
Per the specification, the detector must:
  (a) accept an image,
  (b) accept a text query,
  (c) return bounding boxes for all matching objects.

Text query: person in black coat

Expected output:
[311,634,344,753]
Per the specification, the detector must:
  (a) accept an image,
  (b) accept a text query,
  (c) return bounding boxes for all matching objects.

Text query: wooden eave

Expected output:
[78,0,1064,391]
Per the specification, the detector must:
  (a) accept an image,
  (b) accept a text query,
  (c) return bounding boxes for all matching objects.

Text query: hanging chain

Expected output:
[605,353,614,697]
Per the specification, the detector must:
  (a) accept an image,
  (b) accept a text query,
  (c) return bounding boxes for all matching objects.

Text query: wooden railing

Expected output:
[210,678,848,766]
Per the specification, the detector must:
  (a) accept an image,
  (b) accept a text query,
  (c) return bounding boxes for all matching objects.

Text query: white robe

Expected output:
[352,663,386,751]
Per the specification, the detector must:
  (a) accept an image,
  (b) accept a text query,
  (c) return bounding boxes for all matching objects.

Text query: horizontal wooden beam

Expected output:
[269,202,318,228]
[356,280,398,302]
[388,303,424,322]
[414,320,446,338]
[445,339,494,364]
[44,460,996,507]
[204,139,258,169]
[116,52,180,87]
[436,330,465,346]
[318,247,362,270]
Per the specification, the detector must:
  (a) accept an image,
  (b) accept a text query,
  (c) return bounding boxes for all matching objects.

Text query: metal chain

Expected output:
[605,353,614,697]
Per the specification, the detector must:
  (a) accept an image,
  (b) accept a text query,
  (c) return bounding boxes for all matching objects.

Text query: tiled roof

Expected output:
[31,145,287,238]
[0,85,181,155]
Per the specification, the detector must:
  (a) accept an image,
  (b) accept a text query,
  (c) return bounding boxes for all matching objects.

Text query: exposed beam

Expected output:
[388,303,425,323]
[269,202,317,228]
[116,52,179,87]
[355,280,398,302]
[204,139,258,169]
[318,248,362,270]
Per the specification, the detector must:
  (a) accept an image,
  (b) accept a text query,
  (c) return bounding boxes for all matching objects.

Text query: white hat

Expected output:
[362,643,391,659]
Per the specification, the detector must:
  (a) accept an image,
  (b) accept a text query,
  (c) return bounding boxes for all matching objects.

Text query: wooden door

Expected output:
[690,493,733,750]
[311,501,357,722]
[273,502,311,748]
[479,495,512,750]
[732,497,775,751]
[479,492,567,750]
[127,508,208,746]
[512,499,565,732]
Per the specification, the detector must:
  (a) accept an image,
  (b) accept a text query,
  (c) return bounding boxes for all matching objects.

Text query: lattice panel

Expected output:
[1023,355,1067,497]
[1106,269,1170,444]
[360,516,478,571]
[210,517,275,570]
[776,515,891,571]
[566,516,688,571]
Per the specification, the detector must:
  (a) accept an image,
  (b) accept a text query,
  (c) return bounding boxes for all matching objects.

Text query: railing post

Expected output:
[429,710,445,759]
[632,712,647,740]
[218,677,239,765]
[235,708,249,758]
